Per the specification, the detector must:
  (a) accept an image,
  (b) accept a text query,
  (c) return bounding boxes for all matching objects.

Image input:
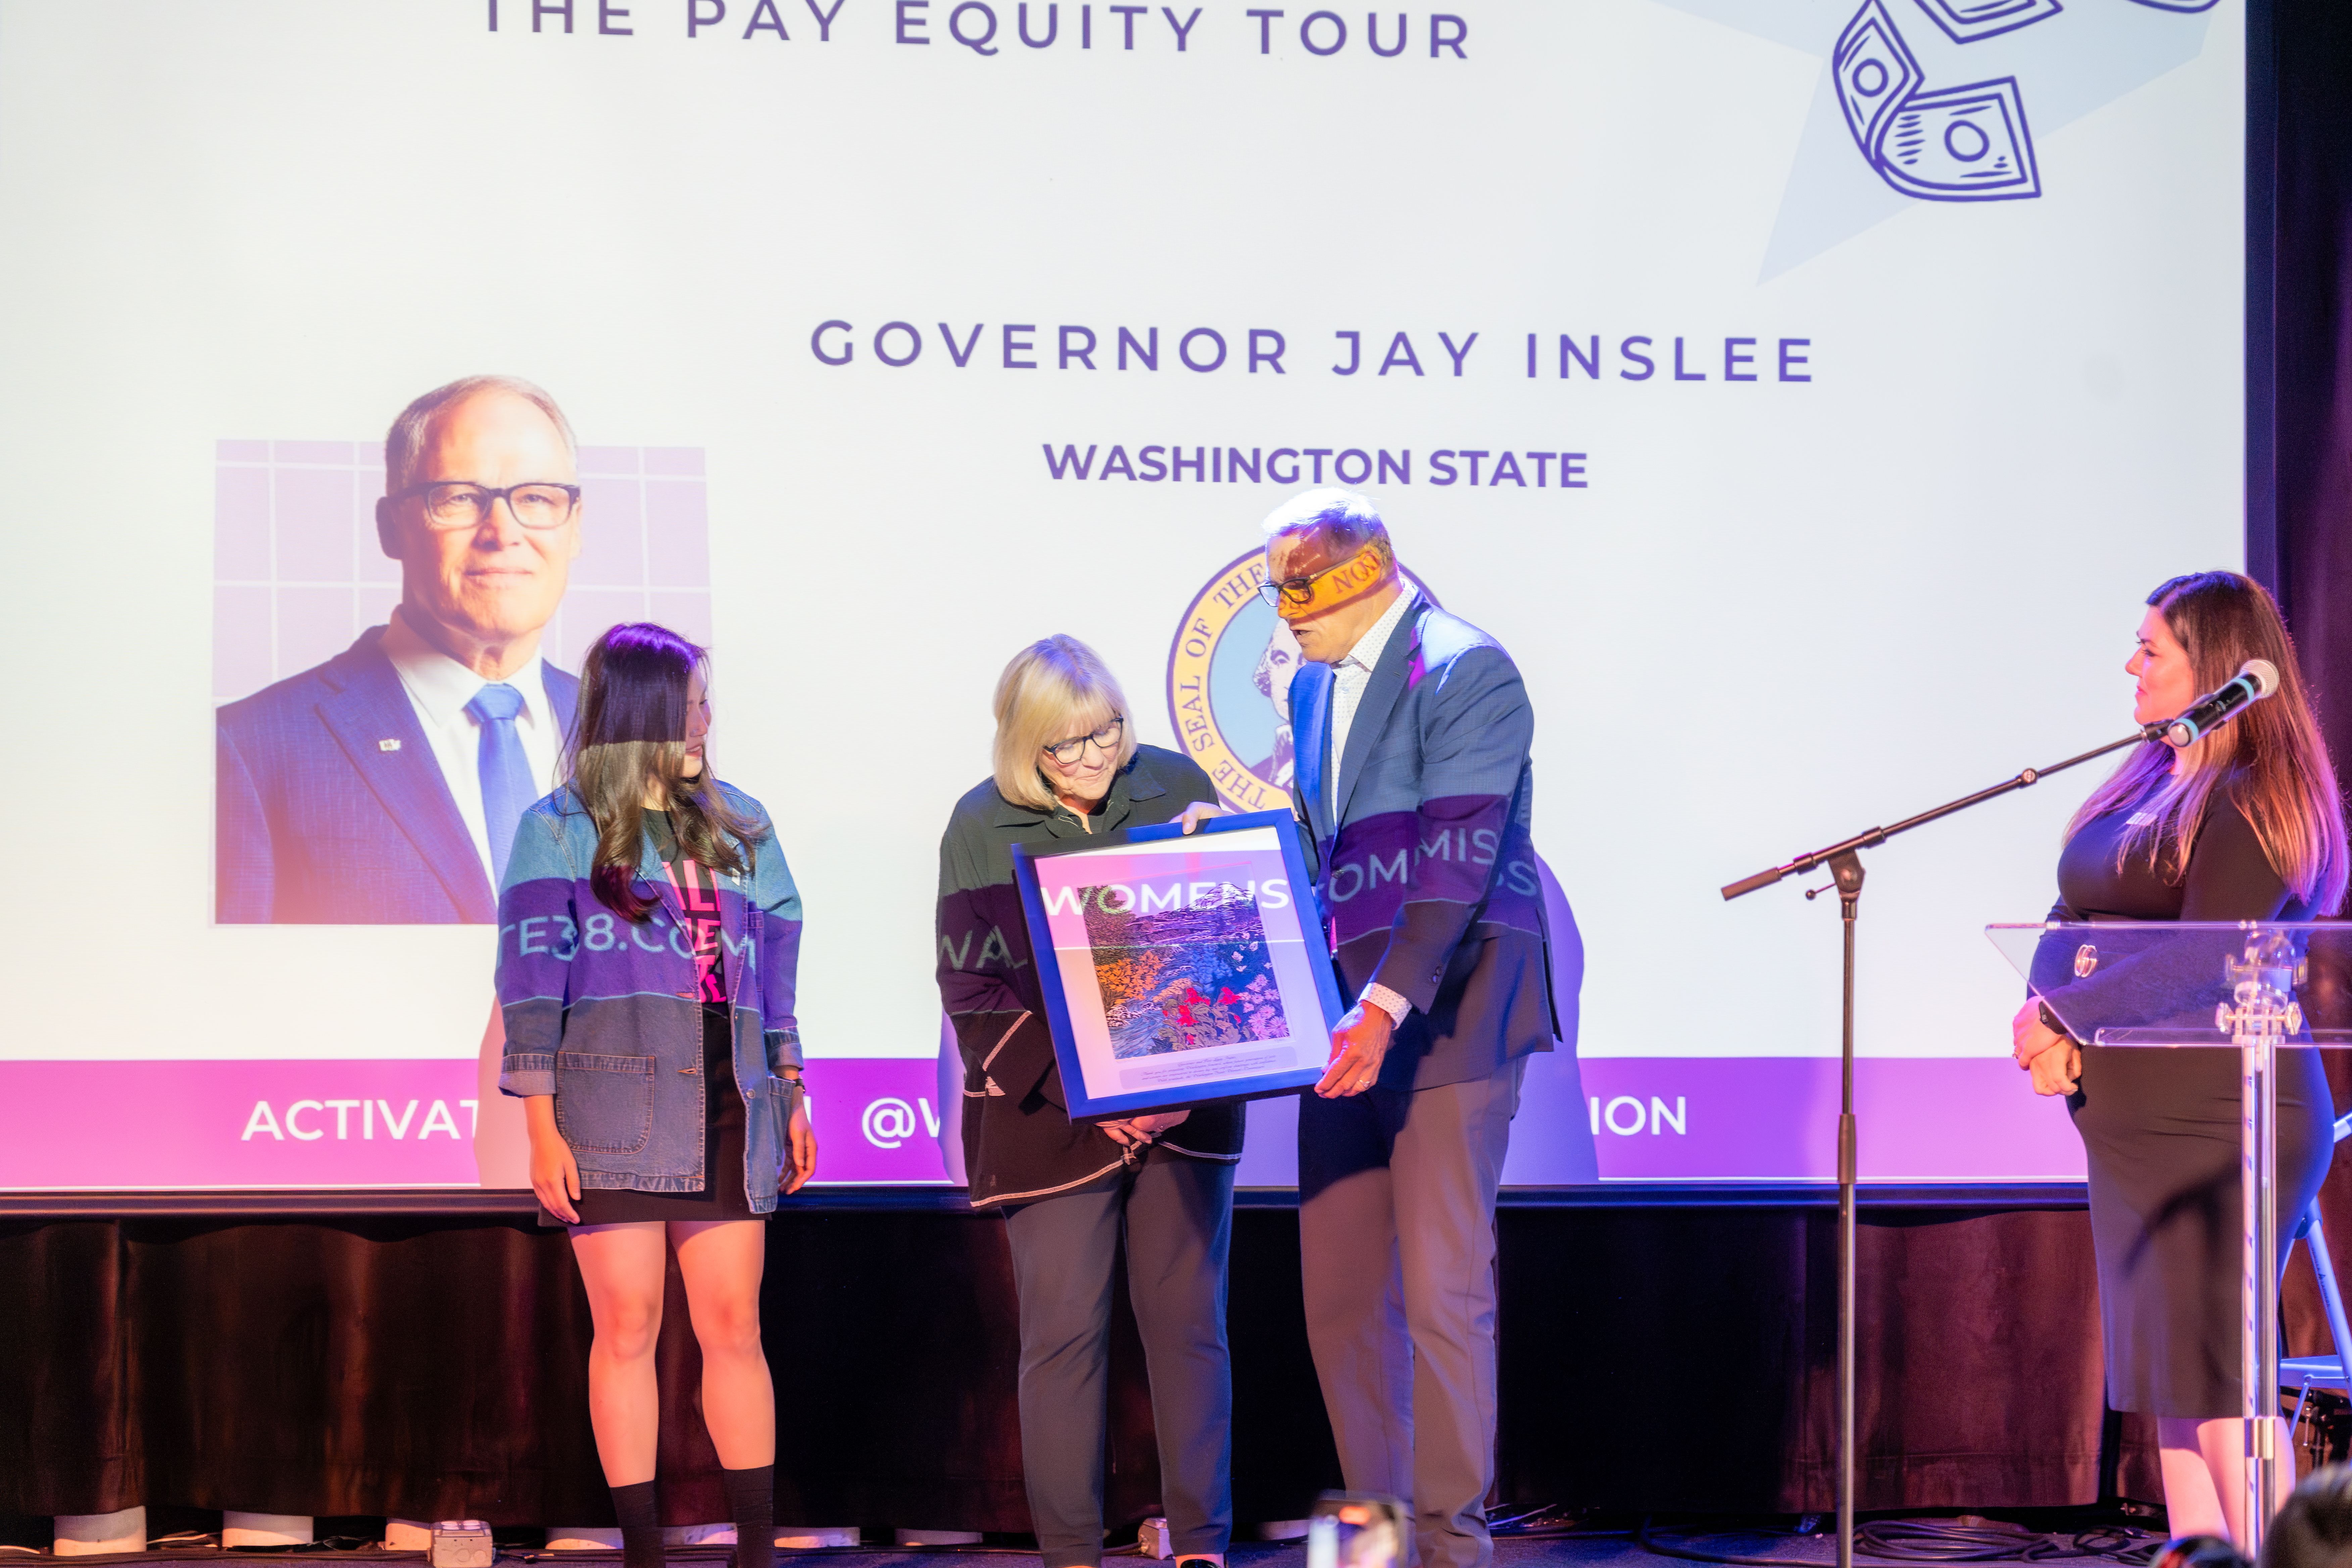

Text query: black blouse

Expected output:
[2035,769,2308,1033]
[2056,776,2300,924]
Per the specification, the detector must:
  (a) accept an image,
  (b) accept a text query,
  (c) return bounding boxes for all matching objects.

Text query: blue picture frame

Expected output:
[1010,808,1342,1119]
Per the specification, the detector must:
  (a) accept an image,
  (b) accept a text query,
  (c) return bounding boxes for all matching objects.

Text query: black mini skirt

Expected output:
[541,1005,770,1228]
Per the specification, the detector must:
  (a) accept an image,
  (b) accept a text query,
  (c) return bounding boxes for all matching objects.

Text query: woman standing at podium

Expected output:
[2013,572,2347,1545]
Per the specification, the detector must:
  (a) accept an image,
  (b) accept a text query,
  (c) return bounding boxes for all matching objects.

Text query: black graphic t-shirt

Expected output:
[647,810,727,1003]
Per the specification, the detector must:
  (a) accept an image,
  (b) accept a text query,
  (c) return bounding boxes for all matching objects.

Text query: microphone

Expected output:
[2160,659,2280,748]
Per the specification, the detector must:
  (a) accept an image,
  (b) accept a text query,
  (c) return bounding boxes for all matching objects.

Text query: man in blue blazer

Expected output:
[216,376,585,924]
[1270,490,1554,1568]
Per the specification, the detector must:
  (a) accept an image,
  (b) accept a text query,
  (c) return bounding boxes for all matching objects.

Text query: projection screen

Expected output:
[0,0,2246,1189]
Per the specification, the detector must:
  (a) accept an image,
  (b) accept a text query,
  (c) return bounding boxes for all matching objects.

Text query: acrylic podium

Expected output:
[1988,920,2352,1551]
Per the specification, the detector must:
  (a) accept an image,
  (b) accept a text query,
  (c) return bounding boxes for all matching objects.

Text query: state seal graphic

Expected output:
[1165,550,1435,815]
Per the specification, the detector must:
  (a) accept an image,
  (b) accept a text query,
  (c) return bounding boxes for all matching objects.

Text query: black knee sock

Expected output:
[610,1479,662,1568]
[723,1464,774,1568]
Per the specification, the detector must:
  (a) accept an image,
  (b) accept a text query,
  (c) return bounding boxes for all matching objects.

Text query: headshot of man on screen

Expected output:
[215,375,585,924]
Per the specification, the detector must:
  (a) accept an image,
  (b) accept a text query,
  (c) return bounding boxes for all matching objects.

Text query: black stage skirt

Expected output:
[2070,1040,2331,1416]
[541,1004,768,1227]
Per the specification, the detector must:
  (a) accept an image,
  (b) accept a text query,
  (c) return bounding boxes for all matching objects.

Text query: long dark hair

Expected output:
[564,623,761,921]
[2065,572,2348,912]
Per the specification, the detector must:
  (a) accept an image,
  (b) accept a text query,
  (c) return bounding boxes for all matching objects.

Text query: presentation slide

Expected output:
[0,0,2242,1190]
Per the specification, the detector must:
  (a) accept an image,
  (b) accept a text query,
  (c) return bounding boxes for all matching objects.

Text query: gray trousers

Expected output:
[1298,1060,1522,1568]
[1002,1150,1236,1568]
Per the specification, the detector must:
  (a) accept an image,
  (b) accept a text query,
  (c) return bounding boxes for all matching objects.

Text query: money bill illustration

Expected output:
[1832,0,1924,156]
[1877,79,2039,200]
[1833,0,2042,202]
[1910,0,2061,44]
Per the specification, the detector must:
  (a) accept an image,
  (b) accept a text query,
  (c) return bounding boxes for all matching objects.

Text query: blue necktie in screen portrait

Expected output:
[467,683,533,886]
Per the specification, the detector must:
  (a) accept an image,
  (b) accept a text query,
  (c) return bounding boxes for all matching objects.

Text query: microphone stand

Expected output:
[1720,723,2161,1568]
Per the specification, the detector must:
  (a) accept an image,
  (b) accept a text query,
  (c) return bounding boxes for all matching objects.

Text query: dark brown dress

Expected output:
[2047,780,2331,1417]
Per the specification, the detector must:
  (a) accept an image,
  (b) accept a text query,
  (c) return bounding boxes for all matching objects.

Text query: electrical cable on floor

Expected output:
[1854,1522,2169,1564]
[1635,1516,2174,1567]
[229,1543,396,1556]
[1486,1503,1634,1541]
[1634,1517,1831,1568]
[1487,1507,1559,1532]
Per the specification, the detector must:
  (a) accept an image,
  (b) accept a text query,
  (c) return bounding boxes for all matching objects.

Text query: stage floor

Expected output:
[7,1524,2172,1568]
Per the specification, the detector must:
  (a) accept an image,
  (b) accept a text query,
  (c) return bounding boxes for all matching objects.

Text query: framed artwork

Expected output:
[1011,810,1342,1118]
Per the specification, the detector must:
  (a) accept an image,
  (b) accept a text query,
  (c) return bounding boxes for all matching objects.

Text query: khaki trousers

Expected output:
[1298,1060,1522,1568]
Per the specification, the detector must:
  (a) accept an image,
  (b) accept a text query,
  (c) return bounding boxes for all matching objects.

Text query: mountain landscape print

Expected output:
[1078,876,1291,1060]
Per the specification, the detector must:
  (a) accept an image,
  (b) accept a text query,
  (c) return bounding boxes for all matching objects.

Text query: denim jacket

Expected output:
[495,782,805,1210]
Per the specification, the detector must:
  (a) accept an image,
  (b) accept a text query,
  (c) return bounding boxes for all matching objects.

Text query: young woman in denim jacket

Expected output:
[497,623,817,1568]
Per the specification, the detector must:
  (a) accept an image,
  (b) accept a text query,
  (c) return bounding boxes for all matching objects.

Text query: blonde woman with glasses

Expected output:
[935,635,1243,1568]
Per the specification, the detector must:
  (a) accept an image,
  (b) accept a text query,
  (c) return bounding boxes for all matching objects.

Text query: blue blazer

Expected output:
[1289,593,1556,1090]
[215,626,580,924]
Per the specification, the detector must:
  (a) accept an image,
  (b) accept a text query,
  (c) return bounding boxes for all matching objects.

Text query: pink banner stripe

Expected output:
[0,1058,961,1192]
[0,1060,484,1189]
[1575,1057,2087,1182]
[0,1056,2084,1191]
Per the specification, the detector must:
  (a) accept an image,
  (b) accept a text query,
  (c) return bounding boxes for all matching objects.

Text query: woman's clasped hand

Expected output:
[1096,1109,1192,1148]
[2008,998,2079,1097]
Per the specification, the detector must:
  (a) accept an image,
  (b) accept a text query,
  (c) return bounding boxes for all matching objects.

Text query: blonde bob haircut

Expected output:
[992,635,1139,811]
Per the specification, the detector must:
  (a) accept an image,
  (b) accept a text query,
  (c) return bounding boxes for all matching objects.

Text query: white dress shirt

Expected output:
[1327,587,1417,825]
[381,606,565,884]
[1323,587,1418,1026]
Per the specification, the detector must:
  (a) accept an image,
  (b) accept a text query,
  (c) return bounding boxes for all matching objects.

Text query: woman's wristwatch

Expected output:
[2038,1002,2073,1042]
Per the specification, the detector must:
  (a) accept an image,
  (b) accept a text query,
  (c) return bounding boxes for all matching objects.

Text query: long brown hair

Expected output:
[564,623,761,921]
[2065,572,2348,912]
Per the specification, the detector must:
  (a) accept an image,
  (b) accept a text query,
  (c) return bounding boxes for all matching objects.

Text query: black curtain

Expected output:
[2264,0,2352,1507]
[0,1205,1344,1531]
[1494,1204,2125,1514]
[2266,0,2352,651]
[16,1198,2330,1528]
